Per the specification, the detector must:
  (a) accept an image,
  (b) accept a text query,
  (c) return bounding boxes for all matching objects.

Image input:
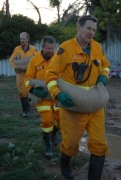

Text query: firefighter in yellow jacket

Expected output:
[24,36,60,159]
[45,15,110,180]
[10,32,37,117]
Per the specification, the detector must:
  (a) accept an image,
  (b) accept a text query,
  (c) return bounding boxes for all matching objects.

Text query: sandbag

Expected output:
[14,57,31,66]
[14,68,26,73]
[29,79,47,88]
[56,78,109,113]
[14,57,31,73]
[28,93,41,104]
[29,79,52,100]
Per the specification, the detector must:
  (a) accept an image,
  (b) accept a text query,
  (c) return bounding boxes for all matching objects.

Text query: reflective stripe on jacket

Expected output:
[45,37,110,99]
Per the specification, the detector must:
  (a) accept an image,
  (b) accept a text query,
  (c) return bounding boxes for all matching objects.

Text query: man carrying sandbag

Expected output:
[24,36,60,159]
[10,32,37,118]
[45,15,110,180]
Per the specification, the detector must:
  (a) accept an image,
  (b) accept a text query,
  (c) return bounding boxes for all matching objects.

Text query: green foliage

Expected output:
[0,12,77,59]
[0,13,49,59]
[49,0,62,8]
[49,22,76,43]
[1,0,121,59]
[58,25,76,43]
[92,0,121,41]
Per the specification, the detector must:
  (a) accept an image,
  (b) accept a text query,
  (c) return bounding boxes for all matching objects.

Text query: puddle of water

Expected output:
[106,133,121,161]
[79,133,121,160]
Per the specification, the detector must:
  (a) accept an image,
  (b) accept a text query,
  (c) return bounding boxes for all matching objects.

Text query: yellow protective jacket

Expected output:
[24,51,56,91]
[45,37,110,156]
[9,45,37,97]
[24,51,60,132]
[45,37,110,99]
[9,45,37,69]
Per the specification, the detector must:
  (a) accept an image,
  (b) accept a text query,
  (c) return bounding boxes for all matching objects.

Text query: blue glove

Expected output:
[56,91,74,107]
[97,75,107,86]
[32,88,48,98]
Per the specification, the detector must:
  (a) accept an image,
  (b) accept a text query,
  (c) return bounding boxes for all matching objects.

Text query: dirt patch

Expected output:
[44,158,121,180]
[106,78,121,136]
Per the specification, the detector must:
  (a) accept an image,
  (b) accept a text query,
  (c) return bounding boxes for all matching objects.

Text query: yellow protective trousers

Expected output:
[16,72,28,98]
[60,108,109,157]
[36,99,60,133]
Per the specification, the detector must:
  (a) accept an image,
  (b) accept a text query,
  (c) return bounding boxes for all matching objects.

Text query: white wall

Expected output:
[0,58,15,76]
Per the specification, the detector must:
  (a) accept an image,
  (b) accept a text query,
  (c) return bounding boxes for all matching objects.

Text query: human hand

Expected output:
[97,75,107,86]
[32,88,48,98]
[17,65,27,70]
[57,91,74,107]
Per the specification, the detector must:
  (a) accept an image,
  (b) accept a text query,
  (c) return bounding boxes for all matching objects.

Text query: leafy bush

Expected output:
[0,14,49,59]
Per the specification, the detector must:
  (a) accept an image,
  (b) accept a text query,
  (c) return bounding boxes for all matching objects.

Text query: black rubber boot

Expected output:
[43,132,53,159]
[61,153,74,180]
[52,126,59,146]
[88,154,105,180]
[20,97,30,118]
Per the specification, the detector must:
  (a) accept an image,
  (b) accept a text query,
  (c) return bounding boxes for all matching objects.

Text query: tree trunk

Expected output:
[6,0,11,17]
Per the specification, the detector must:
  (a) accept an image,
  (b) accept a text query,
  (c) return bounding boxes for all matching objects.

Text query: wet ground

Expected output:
[1,77,121,179]
[106,78,121,136]
[48,78,121,180]
[78,77,121,180]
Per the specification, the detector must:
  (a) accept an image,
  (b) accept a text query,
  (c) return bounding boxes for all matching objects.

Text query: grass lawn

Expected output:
[0,76,88,180]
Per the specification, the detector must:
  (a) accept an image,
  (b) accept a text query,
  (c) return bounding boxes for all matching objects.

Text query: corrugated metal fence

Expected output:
[0,58,15,76]
[102,39,121,65]
[0,40,121,76]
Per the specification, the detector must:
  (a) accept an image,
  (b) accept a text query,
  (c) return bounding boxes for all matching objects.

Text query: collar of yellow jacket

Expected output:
[73,37,100,56]
[20,44,30,52]
[34,51,56,66]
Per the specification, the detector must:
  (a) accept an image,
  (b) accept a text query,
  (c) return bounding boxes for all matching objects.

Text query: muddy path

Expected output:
[106,78,121,136]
